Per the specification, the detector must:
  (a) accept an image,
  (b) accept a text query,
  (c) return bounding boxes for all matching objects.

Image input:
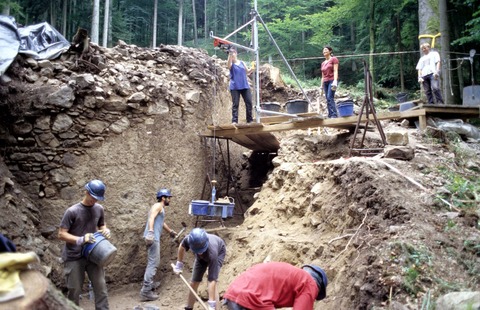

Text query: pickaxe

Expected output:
[172,222,187,243]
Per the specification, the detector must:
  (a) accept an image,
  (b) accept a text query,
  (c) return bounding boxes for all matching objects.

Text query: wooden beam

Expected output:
[204,110,427,138]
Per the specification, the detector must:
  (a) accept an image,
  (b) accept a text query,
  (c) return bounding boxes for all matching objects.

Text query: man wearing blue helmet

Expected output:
[223,262,328,310]
[173,228,226,310]
[58,179,111,309]
[139,188,178,301]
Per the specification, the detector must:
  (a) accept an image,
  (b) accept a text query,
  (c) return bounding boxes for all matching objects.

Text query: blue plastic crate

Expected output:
[190,200,210,216]
[207,203,234,218]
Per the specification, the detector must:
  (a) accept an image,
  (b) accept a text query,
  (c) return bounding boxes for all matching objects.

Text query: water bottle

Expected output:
[88,281,94,300]
[211,186,216,204]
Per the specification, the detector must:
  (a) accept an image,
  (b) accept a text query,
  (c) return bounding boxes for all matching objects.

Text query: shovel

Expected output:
[170,263,209,310]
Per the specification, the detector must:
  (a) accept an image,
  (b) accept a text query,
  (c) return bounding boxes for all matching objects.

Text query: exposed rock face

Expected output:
[0,43,248,286]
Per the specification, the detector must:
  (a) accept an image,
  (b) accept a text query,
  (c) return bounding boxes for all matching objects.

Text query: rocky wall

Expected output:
[0,42,247,286]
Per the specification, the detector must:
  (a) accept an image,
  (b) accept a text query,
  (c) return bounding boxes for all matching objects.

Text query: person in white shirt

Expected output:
[416,43,444,104]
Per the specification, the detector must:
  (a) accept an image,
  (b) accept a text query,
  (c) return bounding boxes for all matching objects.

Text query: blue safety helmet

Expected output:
[156,188,172,200]
[85,180,106,201]
[302,265,328,301]
[188,228,209,254]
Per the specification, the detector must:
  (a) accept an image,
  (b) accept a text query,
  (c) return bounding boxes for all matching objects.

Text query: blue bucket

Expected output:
[337,101,354,117]
[82,232,117,267]
[190,200,209,216]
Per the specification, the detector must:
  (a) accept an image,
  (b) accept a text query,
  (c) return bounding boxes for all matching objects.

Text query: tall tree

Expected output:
[439,0,452,104]
[91,0,100,43]
[103,0,110,47]
[178,0,183,45]
[191,0,198,45]
[153,0,158,47]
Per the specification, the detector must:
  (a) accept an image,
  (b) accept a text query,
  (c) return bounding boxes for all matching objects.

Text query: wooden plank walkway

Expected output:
[203,105,480,152]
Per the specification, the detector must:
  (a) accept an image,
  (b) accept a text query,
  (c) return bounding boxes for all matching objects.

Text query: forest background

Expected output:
[1,0,479,104]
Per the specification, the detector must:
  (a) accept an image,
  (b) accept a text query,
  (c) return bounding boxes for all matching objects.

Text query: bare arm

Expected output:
[148,203,163,231]
[58,227,81,245]
[227,53,233,69]
[177,243,186,262]
[333,63,339,81]
[163,222,174,234]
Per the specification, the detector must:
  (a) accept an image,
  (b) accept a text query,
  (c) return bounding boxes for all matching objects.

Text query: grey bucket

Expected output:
[82,232,117,267]
[285,100,308,114]
[396,92,408,103]
[259,102,281,116]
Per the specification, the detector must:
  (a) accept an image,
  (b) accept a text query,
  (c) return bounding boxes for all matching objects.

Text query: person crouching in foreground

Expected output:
[223,261,328,310]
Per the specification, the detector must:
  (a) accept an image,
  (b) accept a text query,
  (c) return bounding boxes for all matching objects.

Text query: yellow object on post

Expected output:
[250,61,256,70]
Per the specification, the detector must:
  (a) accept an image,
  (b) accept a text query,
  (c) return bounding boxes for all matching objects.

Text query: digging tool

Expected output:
[173,221,187,243]
[170,263,209,310]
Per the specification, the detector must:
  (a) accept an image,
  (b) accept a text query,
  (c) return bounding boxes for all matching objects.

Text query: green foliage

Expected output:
[437,167,480,209]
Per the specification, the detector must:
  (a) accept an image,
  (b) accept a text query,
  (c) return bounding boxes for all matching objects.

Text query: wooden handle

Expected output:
[171,263,209,310]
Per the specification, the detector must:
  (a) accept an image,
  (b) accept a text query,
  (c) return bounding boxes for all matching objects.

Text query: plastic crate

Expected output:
[189,200,210,216]
[207,203,234,218]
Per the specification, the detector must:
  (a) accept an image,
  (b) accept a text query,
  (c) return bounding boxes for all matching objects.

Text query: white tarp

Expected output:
[0,15,70,76]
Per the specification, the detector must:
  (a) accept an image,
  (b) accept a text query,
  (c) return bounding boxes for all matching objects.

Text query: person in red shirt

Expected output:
[320,45,339,118]
[223,262,328,310]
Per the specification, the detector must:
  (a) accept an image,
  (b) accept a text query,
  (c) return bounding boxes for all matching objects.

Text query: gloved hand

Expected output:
[207,300,216,310]
[145,230,154,246]
[332,80,338,87]
[169,230,177,238]
[99,228,111,239]
[418,77,424,83]
[76,233,95,246]
[173,261,184,274]
[433,71,439,79]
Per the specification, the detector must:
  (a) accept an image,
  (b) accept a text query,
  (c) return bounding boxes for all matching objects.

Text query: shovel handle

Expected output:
[171,263,209,310]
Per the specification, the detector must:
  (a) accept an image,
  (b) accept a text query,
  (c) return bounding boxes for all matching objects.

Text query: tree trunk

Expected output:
[204,0,207,40]
[192,0,198,45]
[91,0,100,44]
[108,0,113,45]
[439,0,453,104]
[0,270,81,310]
[178,0,183,46]
[2,3,10,15]
[62,0,67,36]
[153,0,158,47]
[396,15,405,92]
[102,0,110,47]
[369,0,376,93]
[418,0,435,45]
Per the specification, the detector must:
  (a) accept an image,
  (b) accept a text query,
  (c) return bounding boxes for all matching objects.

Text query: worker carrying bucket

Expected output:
[58,179,113,309]
[172,228,227,310]
[223,261,328,310]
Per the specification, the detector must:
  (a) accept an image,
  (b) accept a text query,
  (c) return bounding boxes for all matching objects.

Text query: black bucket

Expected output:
[259,102,281,116]
[285,100,308,114]
[396,92,408,103]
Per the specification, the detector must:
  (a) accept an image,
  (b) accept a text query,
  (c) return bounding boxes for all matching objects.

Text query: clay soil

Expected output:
[82,125,480,310]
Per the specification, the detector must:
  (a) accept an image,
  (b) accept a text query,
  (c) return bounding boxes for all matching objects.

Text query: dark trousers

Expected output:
[224,299,249,310]
[64,258,109,310]
[322,80,337,118]
[230,89,253,123]
[422,73,444,104]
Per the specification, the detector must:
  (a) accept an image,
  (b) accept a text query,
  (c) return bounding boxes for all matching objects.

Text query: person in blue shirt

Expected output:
[139,188,177,301]
[227,48,254,125]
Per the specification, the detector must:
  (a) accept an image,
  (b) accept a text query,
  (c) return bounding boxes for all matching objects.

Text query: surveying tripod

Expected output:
[210,6,316,121]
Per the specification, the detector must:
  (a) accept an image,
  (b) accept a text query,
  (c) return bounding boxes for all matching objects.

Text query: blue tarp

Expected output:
[0,15,70,76]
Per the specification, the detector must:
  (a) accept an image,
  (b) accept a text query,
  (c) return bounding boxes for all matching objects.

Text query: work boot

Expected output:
[139,290,159,301]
